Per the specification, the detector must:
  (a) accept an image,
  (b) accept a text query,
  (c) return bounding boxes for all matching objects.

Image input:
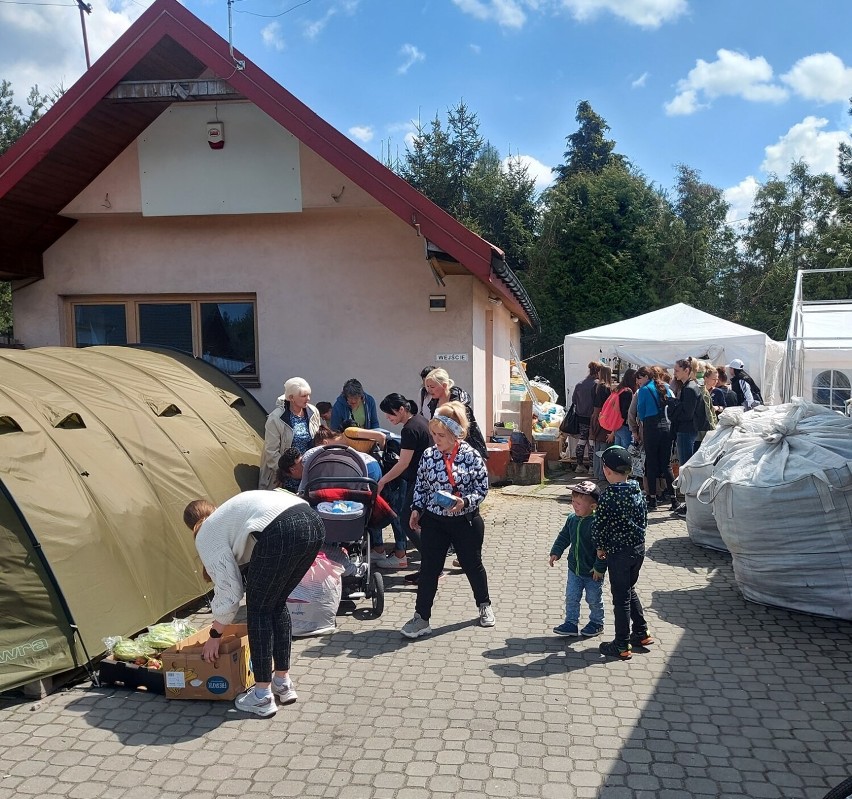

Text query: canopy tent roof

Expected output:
[564,303,785,403]
[791,302,852,350]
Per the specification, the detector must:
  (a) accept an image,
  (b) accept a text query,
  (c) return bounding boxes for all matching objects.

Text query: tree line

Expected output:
[389,99,852,393]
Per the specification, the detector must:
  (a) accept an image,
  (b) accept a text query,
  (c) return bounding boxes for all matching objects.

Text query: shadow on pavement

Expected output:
[482,634,601,678]
[64,687,234,744]
[299,618,477,660]
[597,531,852,799]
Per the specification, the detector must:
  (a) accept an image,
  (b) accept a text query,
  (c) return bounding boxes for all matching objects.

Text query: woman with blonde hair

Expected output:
[400,401,493,638]
[183,488,324,717]
[422,368,489,460]
[260,377,321,491]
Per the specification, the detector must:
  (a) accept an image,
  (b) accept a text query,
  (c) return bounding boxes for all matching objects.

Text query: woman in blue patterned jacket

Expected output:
[400,401,494,638]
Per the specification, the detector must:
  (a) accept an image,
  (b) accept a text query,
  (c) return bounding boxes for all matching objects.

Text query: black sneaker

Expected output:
[674,503,687,516]
[645,496,657,510]
[403,571,420,584]
[599,640,632,659]
[630,631,654,647]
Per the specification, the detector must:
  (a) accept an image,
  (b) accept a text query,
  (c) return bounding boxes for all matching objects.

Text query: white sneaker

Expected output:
[234,689,277,717]
[479,603,496,627]
[375,553,408,570]
[400,613,432,639]
[370,550,388,565]
[272,679,297,706]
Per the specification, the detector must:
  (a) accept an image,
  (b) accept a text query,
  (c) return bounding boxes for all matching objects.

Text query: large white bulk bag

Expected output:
[676,411,744,551]
[700,400,852,620]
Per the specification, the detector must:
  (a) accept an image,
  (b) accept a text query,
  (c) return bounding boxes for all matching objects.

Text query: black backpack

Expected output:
[510,430,534,463]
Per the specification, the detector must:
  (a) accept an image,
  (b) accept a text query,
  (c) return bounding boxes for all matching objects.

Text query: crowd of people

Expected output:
[183,356,763,716]
[184,367,493,716]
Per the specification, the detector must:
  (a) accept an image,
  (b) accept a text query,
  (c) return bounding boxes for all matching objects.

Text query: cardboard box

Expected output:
[161,624,254,701]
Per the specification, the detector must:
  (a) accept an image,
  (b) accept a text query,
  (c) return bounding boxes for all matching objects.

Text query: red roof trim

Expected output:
[0,0,531,324]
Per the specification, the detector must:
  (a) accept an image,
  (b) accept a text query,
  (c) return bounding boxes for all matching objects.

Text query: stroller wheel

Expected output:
[369,570,384,617]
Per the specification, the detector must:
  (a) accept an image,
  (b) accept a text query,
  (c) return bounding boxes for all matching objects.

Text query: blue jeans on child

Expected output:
[564,570,604,628]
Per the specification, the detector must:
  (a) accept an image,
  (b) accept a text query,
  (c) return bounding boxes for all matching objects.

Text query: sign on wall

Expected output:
[436,353,468,362]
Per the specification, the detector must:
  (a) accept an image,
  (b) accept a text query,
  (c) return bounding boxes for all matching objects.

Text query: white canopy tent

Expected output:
[784,269,852,413]
[563,303,785,403]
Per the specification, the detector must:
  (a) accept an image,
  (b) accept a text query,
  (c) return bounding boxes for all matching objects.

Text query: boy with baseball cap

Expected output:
[548,480,605,637]
[593,446,653,659]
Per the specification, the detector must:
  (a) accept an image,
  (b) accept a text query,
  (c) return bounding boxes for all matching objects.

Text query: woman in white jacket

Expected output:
[259,377,321,491]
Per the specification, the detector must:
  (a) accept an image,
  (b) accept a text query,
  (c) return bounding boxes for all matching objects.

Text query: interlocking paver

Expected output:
[2,477,851,798]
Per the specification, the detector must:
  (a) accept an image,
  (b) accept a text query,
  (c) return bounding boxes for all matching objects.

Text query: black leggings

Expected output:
[642,422,674,495]
[246,506,324,682]
[415,511,489,621]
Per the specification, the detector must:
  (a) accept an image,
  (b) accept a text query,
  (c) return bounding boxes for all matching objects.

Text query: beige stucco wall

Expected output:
[13,101,522,427]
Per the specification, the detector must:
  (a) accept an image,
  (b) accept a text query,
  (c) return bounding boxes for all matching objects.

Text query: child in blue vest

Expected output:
[548,480,604,637]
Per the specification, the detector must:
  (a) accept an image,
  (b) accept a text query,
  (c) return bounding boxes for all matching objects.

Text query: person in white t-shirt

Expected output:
[183,489,324,718]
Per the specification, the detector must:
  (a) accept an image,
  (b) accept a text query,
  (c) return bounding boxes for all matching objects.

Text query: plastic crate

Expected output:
[98,657,165,694]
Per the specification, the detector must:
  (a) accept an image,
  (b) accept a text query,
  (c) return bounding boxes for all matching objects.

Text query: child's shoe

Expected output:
[630,631,654,647]
[580,623,604,637]
[553,622,580,636]
[599,640,632,659]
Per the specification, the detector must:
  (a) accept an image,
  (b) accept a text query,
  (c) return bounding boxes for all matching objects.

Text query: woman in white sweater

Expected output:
[183,488,324,717]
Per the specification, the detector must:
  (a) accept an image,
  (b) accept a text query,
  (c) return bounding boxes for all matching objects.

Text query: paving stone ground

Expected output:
[2,477,851,799]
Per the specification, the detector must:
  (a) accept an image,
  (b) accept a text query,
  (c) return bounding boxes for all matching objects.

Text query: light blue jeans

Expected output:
[614,425,632,449]
[371,478,408,552]
[565,571,604,628]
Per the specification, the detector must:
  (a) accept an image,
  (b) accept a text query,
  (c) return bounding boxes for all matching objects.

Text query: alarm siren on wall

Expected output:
[207,121,225,150]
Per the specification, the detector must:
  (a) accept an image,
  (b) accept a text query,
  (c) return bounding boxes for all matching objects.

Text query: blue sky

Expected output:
[2,0,851,221]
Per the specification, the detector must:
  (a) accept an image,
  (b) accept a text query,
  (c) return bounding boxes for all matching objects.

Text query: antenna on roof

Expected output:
[227,0,246,72]
[75,0,93,69]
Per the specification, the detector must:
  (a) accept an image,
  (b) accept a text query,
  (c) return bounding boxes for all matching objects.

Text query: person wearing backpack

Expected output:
[636,366,676,511]
[589,364,613,480]
[726,359,763,410]
[600,369,636,451]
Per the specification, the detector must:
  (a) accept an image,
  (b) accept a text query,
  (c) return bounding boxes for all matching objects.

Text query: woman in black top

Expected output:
[672,357,702,468]
[378,393,432,576]
[589,364,613,480]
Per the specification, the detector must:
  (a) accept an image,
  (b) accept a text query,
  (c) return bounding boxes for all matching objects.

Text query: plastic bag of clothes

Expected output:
[697,400,852,620]
[288,550,345,636]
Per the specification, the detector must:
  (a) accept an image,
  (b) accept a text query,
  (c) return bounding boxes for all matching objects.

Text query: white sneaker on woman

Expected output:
[234,689,277,717]
[479,603,496,627]
[272,678,297,705]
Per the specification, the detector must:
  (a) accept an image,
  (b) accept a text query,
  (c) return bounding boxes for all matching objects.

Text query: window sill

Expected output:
[234,378,261,389]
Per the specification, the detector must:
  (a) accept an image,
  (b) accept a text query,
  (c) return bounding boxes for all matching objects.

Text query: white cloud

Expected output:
[397,44,425,75]
[664,89,703,116]
[386,120,419,151]
[305,9,337,40]
[505,154,553,194]
[451,0,527,29]
[631,71,649,88]
[470,44,482,55]
[761,116,852,178]
[723,175,759,225]
[0,0,143,109]
[665,49,788,116]
[781,52,852,103]
[261,22,285,52]
[556,0,687,29]
[303,1,360,40]
[348,125,374,143]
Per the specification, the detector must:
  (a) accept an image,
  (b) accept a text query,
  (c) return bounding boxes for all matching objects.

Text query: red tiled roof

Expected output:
[0,0,533,324]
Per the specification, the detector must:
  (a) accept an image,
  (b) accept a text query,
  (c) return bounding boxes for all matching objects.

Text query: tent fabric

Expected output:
[793,303,852,349]
[563,303,785,404]
[0,346,264,692]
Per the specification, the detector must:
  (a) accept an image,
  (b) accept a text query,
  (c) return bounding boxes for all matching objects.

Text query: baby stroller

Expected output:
[301,445,384,616]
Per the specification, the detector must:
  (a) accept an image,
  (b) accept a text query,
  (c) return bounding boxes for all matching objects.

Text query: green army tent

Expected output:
[0,346,266,692]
